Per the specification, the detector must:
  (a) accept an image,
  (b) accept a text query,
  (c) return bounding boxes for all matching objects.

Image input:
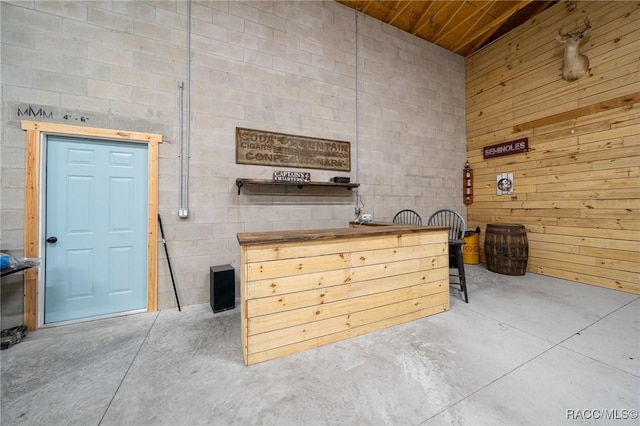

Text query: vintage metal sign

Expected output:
[236,127,351,172]
[273,170,310,182]
[483,138,528,159]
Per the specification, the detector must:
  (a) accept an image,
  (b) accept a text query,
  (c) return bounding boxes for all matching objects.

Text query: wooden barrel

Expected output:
[484,223,528,276]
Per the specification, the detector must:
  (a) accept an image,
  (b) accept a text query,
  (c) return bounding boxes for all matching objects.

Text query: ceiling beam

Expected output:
[433,0,496,45]
[410,1,437,35]
[430,1,468,45]
[386,1,412,25]
[360,0,374,14]
[451,0,533,53]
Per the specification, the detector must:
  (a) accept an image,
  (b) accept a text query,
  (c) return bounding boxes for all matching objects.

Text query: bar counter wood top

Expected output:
[237,225,450,365]
[237,223,445,245]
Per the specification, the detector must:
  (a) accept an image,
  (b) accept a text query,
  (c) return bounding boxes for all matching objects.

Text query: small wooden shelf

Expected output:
[235,178,359,195]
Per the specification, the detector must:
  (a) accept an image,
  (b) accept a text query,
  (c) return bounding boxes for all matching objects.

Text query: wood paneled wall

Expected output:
[465,2,639,294]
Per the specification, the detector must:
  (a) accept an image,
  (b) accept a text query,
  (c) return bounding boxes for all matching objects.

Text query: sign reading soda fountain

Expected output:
[236,127,351,172]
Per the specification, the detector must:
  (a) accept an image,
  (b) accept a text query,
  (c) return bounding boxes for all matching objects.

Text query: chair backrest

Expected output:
[427,209,466,241]
[392,209,422,225]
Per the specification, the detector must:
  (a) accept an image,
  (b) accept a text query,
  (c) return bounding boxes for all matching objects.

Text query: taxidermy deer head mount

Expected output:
[556,19,592,81]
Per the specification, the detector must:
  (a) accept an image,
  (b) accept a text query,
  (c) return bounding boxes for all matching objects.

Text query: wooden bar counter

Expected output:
[237,225,450,365]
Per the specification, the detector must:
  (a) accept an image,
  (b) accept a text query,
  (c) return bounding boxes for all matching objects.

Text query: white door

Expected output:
[44,136,148,323]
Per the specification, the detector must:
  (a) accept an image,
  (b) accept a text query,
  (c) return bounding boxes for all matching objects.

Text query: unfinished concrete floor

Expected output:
[1,265,639,425]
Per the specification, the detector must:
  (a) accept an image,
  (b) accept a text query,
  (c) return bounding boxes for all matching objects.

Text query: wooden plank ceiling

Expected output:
[336,0,557,56]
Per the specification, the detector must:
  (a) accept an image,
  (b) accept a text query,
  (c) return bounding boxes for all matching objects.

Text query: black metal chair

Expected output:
[427,209,469,303]
[392,209,422,225]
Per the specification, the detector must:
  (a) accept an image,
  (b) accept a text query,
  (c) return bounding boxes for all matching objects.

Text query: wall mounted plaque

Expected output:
[496,173,514,195]
[236,127,351,172]
[483,138,528,159]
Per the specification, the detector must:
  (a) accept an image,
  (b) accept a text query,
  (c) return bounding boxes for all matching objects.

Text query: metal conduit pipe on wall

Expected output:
[353,10,363,217]
[178,0,192,219]
[178,80,185,216]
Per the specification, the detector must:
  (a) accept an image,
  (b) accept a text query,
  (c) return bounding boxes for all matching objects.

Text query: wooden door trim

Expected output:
[21,120,162,330]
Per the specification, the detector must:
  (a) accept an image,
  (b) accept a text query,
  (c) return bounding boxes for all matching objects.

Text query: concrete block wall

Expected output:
[1,0,465,326]
[354,13,466,218]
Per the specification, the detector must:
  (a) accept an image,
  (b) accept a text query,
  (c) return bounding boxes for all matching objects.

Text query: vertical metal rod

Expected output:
[184,0,192,214]
[354,10,361,214]
[354,9,359,185]
[158,214,181,311]
[354,10,361,216]
[178,80,184,214]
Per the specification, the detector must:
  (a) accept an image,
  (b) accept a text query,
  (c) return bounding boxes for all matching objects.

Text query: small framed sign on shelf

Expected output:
[273,170,310,182]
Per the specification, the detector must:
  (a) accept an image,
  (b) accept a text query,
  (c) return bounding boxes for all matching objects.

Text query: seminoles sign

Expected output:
[236,127,351,172]
[483,138,529,159]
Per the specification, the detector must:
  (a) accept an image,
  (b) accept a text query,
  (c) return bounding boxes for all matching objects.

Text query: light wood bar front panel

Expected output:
[238,226,449,365]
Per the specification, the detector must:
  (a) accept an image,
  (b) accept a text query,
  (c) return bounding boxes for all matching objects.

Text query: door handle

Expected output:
[46,236,58,244]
